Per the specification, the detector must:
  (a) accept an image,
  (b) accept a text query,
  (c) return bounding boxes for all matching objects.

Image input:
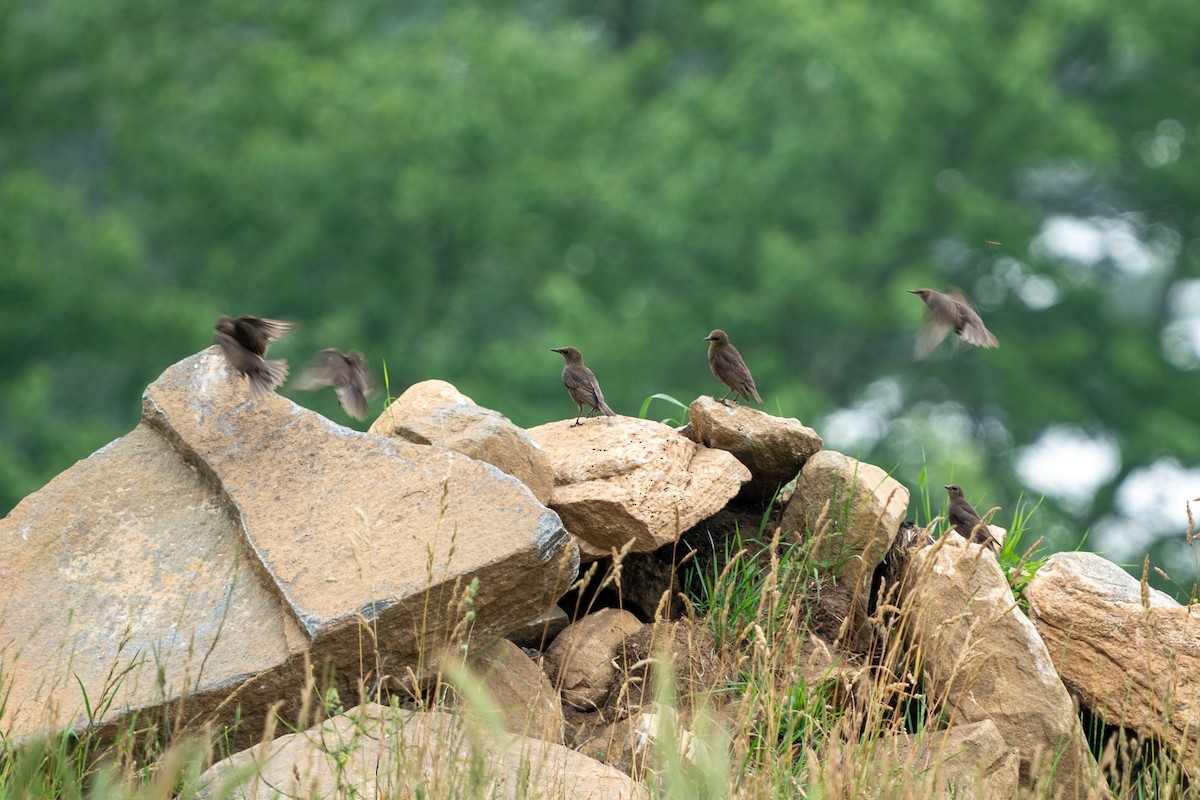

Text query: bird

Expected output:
[945,484,1001,552]
[295,349,373,421]
[909,287,999,358]
[551,347,615,427]
[705,329,763,406]
[214,315,294,400]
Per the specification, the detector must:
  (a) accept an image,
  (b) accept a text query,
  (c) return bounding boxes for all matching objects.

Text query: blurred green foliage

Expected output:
[2,0,1198,591]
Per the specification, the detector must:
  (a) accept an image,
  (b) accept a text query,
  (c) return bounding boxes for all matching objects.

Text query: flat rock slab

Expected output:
[528,416,750,557]
[199,703,646,800]
[1025,551,1200,775]
[370,379,555,504]
[0,348,577,743]
[903,540,1105,796]
[685,397,823,501]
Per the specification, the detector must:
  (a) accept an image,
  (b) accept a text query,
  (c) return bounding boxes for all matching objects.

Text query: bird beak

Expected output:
[550,348,563,353]
[909,290,920,294]
[943,485,951,490]
[704,336,714,341]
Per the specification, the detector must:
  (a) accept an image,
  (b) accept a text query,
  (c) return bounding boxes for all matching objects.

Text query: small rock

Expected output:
[685,397,823,502]
[544,609,645,711]
[782,450,908,649]
[874,719,1020,799]
[370,379,554,504]
[506,604,570,650]
[528,416,750,557]
[468,639,564,744]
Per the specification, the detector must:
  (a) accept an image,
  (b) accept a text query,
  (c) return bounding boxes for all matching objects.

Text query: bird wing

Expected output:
[947,288,998,348]
[564,365,604,410]
[235,317,294,356]
[294,349,342,390]
[714,347,761,402]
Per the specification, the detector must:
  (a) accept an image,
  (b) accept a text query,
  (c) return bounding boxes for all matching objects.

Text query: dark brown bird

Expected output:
[945,484,1000,552]
[705,329,763,405]
[214,315,294,399]
[295,349,373,421]
[910,287,999,358]
[551,347,615,427]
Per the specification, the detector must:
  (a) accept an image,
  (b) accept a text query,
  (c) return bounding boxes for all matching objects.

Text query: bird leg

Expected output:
[714,388,740,407]
[570,403,585,427]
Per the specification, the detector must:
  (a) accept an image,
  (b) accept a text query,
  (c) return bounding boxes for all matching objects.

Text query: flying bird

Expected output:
[551,347,615,427]
[705,329,763,405]
[910,287,999,359]
[214,315,294,400]
[945,484,1001,553]
[295,349,373,421]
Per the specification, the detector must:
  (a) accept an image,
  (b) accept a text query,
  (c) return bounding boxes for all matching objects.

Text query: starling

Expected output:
[705,329,763,405]
[551,347,615,427]
[910,287,999,358]
[295,349,373,421]
[214,315,294,399]
[945,484,1000,552]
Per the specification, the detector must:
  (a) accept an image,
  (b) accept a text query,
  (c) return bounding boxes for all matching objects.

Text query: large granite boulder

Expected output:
[198,702,646,800]
[902,539,1105,797]
[781,450,908,649]
[0,347,577,745]
[370,379,555,504]
[684,397,823,501]
[528,417,750,560]
[1025,551,1200,777]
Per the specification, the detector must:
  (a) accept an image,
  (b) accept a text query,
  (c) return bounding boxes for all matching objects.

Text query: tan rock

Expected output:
[1024,551,1200,776]
[685,397,823,501]
[0,423,307,744]
[370,379,554,504]
[782,450,908,648]
[873,720,1020,799]
[199,702,646,800]
[469,639,564,743]
[903,539,1106,797]
[528,416,750,555]
[544,609,644,711]
[0,348,578,745]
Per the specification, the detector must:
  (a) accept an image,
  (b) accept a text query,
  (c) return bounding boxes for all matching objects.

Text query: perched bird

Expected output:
[705,329,763,405]
[551,347,615,427]
[295,349,373,421]
[214,315,294,400]
[909,287,999,358]
[945,484,1000,552]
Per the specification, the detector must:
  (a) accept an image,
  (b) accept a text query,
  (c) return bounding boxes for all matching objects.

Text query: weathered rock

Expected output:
[506,604,570,650]
[370,379,554,504]
[902,538,1106,797]
[1024,551,1200,776]
[873,720,1020,799]
[199,702,646,800]
[685,397,823,501]
[544,609,644,711]
[0,348,577,745]
[528,416,750,558]
[469,639,564,743]
[781,450,908,649]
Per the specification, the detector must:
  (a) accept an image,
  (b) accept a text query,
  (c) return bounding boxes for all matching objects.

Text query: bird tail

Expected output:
[750,387,764,405]
[599,400,616,417]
